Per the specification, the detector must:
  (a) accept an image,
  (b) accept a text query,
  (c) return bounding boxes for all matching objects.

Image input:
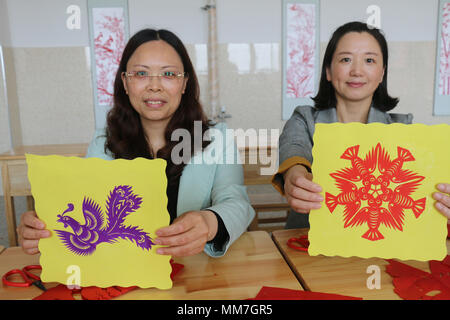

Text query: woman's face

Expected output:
[122,40,187,128]
[326,32,385,107]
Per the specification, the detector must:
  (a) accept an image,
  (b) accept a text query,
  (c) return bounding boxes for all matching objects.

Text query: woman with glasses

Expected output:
[272,21,450,229]
[18,29,255,257]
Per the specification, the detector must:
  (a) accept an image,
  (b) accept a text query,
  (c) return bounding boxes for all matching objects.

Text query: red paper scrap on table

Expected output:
[385,255,450,300]
[33,283,81,300]
[33,259,184,300]
[248,286,362,300]
[170,260,184,279]
[33,284,139,300]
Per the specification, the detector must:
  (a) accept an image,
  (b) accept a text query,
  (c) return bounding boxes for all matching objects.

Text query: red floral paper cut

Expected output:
[326,143,426,241]
[386,256,450,300]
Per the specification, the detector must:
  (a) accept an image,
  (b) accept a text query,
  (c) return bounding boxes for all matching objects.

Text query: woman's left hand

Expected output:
[154,210,218,257]
[433,183,450,219]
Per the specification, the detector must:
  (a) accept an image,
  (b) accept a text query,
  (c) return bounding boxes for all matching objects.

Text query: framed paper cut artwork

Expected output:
[88,0,129,129]
[282,0,320,120]
[308,123,450,261]
[434,0,450,115]
[26,154,172,289]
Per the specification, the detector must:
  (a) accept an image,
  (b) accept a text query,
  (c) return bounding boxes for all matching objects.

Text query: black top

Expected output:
[167,174,230,252]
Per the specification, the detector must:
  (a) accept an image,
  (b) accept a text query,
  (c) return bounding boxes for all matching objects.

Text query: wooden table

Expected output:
[0,144,88,246]
[272,228,450,300]
[0,231,303,300]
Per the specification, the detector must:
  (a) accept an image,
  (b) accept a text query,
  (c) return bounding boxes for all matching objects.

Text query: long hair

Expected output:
[105,29,210,184]
[312,21,399,111]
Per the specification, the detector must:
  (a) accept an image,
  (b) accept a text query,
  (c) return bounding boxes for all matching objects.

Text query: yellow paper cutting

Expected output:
[309,123,450,261]
[26,154,172,288]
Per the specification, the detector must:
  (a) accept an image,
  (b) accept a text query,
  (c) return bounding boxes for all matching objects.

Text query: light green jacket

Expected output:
[85,123,255,257]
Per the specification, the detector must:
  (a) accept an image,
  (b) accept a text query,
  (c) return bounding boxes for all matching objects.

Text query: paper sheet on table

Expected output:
[309,123,450,261]
[26,154,171,288]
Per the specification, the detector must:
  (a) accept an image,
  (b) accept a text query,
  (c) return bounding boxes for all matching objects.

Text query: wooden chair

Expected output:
[241,146,274,186]
[247,192,290,232]
[240,146,290,232]
[1,159,35,246]
[0,144,87,246]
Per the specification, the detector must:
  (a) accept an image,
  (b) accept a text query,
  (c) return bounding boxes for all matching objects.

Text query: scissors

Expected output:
[287,235,309,252]
[2,265,47,291]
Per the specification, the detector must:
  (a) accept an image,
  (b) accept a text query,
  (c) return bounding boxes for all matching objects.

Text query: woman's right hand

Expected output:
[17,211,51,255]
[283,164,324,214]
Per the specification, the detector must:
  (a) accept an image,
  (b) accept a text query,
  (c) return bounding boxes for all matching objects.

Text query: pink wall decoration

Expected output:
[92,8,126,106]
[438,2,450,96]
[286,3,316,99]
[88,0,129,128]
[282,0,320,120]
[434,0,450,115]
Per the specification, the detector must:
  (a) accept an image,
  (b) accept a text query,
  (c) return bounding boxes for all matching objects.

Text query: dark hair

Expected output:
[105,28,210,184]
[312,21,398,111]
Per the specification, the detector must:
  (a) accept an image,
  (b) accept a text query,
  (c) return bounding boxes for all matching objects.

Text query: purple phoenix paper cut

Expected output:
[55,185,154,256]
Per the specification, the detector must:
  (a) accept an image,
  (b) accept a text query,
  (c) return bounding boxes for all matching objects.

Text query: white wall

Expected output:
[0,0,12,154]
[4,0,441,47]
[4,0,89,47]
[0,0,12,47]
[320,0,439,42]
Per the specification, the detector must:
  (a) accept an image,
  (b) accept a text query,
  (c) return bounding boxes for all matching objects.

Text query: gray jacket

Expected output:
[277,105,413,229]
[279,105,413,167]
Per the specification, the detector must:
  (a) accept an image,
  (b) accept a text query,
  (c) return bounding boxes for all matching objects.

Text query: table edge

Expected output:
[270,232,310,291]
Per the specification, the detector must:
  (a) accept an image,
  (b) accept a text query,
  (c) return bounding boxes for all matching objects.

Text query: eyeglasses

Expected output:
[122,71,186,85]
